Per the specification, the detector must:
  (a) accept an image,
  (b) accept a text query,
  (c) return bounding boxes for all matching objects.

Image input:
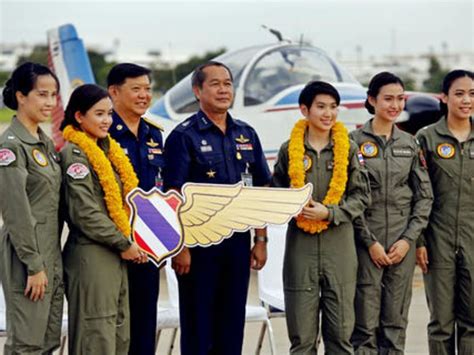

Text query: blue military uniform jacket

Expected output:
[163,110,271,190]
[109,111,165,191]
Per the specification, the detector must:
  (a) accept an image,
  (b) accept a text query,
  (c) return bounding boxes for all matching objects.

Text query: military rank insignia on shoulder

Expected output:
[0,148,17,166]
[67,163,90,179]
[436,143,455,159]
[143,117,164,131]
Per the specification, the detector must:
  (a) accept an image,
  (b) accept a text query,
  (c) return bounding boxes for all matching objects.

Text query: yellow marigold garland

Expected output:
[63,125,138,237]
[288,119,350,234]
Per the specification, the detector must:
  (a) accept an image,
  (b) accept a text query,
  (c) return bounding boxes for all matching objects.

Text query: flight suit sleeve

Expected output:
[271,141,290,188]
[61,150,131,252]
[326,143,371,225]
[163,130,192,191]
[401,140,434,243]
[353,214,378,248]
[0,143,45,275]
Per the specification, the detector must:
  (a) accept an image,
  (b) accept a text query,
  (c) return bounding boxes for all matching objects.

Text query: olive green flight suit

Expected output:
[416,117,474,355]
[60,139,132,355]
[272,133,370,355]
[0,117,64,355]
[350,120,433,355]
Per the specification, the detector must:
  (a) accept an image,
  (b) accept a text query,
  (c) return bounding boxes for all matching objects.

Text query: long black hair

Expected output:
[2,62,59,110]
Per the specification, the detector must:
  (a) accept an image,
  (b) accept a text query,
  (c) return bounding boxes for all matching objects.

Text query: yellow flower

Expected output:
[288,119,349,234]
[63,125,138,237]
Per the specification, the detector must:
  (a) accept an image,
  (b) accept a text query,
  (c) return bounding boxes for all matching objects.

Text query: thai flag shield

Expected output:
[127,188,184,267]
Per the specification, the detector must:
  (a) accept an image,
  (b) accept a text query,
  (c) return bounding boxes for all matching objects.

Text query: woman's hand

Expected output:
[121,243,148,263]
[387,239,410,265]
[25,270,48,302]
[300,199,329,221]
[416,247,429,274]
[368,242,392,269]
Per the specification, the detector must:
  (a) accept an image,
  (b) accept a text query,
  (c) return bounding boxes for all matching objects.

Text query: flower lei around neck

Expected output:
[63,125,138,237]
[288,119,350,234]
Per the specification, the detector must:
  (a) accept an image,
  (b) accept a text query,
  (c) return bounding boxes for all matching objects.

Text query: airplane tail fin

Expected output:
[47,24,95,150]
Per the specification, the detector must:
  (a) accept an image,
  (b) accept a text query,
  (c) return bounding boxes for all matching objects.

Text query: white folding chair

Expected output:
[0,283,6,338]
[254,224,287,354]
[156,262,180,355]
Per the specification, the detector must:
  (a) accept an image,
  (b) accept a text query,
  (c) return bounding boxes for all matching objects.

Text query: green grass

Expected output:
[0,108,14,123]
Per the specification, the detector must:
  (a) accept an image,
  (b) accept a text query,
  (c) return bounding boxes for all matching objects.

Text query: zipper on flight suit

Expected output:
[454,143,465,254]
[383,142,389,250]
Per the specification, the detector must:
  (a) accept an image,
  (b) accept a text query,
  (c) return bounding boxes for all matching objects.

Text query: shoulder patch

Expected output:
[0,148,17,166]
[67,163,90,179]
[143,117,164,131]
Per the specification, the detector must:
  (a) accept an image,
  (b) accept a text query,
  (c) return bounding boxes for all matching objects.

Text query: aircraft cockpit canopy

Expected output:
[167,44,358,115]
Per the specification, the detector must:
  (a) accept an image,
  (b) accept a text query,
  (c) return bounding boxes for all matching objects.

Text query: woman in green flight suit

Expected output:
[416,69,474,355]
[350,72,433,354]
[59,84,146,354]
[0,62,64,354]
[272,81,370,354]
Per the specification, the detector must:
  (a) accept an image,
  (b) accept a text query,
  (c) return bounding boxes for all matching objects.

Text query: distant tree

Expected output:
[17,45,49,66]
[88,50,116,87]
[0,71,10,87]
[152,48,226,94]
[423,56,449,93]
[399,74,417,91]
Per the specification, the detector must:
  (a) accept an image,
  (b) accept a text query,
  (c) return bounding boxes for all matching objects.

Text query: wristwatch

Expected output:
[253,235,268,243]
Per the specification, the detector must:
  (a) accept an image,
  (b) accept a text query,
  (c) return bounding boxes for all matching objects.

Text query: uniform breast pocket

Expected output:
[196,153,226,183]
[238,150,256,170]
[148,154,165,169]
[366,167,381,190]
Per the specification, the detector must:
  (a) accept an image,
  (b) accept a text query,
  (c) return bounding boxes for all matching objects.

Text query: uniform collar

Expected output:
[303,129,334,153]
[361,118,401,142]
[110,111,149,138]
[196,110,235,131]
[434,116,474,141]
[10,116,47,145]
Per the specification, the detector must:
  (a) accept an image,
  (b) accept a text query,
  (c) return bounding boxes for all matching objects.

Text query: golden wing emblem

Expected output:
[178,182,312,246]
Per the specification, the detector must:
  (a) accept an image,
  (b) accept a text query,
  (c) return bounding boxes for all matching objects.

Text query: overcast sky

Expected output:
[1,0,473,62]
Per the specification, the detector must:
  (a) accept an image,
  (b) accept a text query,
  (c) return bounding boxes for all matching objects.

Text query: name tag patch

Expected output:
[67,163,90,179]
[200,145,213,153]
[0,148,16,166]
[392,147,413,157]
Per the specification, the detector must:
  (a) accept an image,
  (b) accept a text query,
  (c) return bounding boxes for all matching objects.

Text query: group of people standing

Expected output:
[0,57,472,355]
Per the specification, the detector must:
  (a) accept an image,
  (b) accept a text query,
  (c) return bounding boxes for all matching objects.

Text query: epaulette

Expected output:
[174,116,196,132]
[143,117,164,131]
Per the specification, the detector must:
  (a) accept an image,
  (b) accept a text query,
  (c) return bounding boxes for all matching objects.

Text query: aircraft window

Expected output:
[244,47,347,106]
[169,46,264,114]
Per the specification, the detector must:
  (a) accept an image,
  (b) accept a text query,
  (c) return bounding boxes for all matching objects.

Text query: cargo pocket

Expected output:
[196,153,226,183]
[83,312,118,354]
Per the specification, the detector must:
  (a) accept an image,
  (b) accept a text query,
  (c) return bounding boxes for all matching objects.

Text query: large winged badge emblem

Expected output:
[127,183,312,267]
